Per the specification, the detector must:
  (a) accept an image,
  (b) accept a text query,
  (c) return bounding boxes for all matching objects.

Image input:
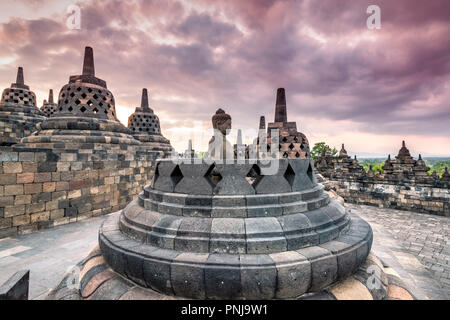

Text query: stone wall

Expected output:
[0,145,159,238]
[327,179,449,217]
[315,141,450,217]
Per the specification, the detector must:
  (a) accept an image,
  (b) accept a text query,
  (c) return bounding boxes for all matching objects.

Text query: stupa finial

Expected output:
[274,88,287,123]
[82,46,95,76]
[16,67,24,85]
[259,116,266,130]
[141,88,151,112]
[237,129,243,145]
[48,89,54,104]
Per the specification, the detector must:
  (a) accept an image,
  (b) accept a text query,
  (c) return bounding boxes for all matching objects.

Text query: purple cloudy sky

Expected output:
[0,0,449,156]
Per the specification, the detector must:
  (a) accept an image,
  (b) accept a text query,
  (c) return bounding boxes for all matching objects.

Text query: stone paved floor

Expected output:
[0,205,448,300]
[0,215,109,300]
[347,203,450,300]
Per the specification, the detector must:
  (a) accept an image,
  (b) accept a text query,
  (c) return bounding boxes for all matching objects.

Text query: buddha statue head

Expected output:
[212,108,231,136]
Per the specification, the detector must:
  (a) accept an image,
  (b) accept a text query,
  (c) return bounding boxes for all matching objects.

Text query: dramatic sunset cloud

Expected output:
[0,0,449,156]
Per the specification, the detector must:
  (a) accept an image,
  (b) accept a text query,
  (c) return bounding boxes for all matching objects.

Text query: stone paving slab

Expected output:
[347,203,449,300]
[0,214,110,300]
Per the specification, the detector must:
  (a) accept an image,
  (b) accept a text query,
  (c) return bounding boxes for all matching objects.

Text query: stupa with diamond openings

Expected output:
[0,67,46,146]
[127,88,173,156]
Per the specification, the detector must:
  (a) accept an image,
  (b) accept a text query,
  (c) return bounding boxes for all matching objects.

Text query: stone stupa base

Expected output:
[0,104,46,146]
[47,234,415,300]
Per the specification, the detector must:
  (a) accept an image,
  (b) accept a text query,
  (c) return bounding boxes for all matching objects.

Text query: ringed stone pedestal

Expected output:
[98,158,373,299]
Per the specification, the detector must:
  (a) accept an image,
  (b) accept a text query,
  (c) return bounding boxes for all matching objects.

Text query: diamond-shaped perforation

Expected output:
[246,164,262,189]
[152,163,160,187]
[284,163,296,186]
[205,164,222,187]
[307,162,314,183]
[170,165,183,187]
[57,83,117,120]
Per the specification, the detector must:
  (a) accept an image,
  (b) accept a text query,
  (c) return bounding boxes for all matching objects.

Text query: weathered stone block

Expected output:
[3,162,22,174]
[298,246,338,292]
[0,217,12,230]
[142,248,179,295]
[0,196,14,207]
[5,185,23,196]
[240,254,277,299]
[43,182,56,193]
[0,174,17,185]
[31,211,50,223]
[18,153,34,162]
[269,251,311,298]
[22,162,37,173]
[12,215,30,227]
[171,253,209,299]
[24,184,42,195]
[56,181,69,191]
[0,153,18,162]
[4,205,25,217]
[34,172,52,183]
[210,218,246,254]
[26,202,45,214]
[205,254,241,299]
[16,173,34,184]
[50,209,65,220]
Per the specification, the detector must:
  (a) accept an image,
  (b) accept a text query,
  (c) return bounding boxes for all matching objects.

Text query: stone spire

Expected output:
[398,140,411,157]
[40,89,58,117]
[48,89,54,104]
[82,46,95,76]
[140,88,153,113]
[16,67,24,85]
[259,116,266,130]
[12,67,29,90]
[237,129,243,145]
[184,139,195,159]
[274,88,287,123]
[339,143,348,157]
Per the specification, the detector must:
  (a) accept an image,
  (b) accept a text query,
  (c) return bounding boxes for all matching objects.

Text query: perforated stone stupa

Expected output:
[40,89,58,118]
[258,88,311,159]
[88,107,374,300]
[127,88,172,155]
[0,67,45,146]
[19,47,138,148]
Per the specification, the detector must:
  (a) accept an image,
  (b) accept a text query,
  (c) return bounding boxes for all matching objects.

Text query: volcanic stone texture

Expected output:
[98,158,373,299]
[0,143,164,238]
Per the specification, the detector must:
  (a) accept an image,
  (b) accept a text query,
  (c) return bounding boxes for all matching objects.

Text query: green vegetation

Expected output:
[311,142,338,160]
[358,158,450,177]
[197,151,206,159]
[425,159,450,177]
[359,159,385,174]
